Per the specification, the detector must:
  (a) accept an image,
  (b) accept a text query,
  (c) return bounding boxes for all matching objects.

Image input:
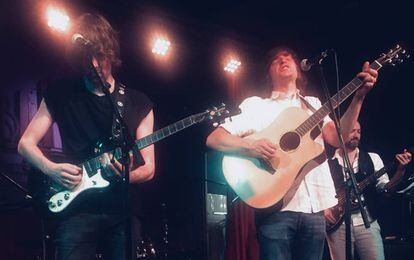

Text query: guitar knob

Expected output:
[48,202,56,209]
[64,193,70,200]
[57,200,63,206]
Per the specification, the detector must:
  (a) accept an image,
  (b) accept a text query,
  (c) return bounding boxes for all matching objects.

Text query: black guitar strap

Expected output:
[111,83,126,141]
[111,83,145,167]
[299,95,317,113]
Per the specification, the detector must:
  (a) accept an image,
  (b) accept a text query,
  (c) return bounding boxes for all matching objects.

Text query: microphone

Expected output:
[71,33,92,47]
[300,49,332,71]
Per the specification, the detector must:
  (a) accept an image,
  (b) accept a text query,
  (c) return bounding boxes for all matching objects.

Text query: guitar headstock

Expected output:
[192,103,242,127]
[192,103,228,124]
[376,44,410,67]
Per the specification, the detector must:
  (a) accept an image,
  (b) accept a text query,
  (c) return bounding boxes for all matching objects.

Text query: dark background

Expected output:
[1,0,413,259]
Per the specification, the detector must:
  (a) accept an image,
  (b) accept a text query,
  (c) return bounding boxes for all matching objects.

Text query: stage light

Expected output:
[46,6,70,32]
[224,59,242,73]
[152,38,171,56]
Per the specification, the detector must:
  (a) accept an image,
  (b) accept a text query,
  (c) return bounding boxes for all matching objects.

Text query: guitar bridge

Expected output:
[259,159,276,174]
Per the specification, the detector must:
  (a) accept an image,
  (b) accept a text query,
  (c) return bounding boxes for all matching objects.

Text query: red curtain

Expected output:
[224,198,260,260]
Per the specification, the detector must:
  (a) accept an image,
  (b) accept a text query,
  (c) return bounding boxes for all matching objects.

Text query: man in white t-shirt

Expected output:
[206,47,379,259]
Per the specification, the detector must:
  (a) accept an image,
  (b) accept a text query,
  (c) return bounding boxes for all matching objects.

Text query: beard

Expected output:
[345,138,360,150]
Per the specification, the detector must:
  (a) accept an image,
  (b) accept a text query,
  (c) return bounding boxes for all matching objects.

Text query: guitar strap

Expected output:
[112,83,145,167]
[299,95,317,113]
[111,82,126,141]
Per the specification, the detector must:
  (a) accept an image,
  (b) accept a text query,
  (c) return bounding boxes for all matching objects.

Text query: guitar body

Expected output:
[325,188,368,233]
[222,107,325,209]
[29,163,111,215]
[325,204,345,233]
[47,167,110,213]
[325,188,347,233]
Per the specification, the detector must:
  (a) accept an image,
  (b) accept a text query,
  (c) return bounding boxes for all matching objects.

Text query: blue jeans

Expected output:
[257,211,326,260]
[54,213,127,260]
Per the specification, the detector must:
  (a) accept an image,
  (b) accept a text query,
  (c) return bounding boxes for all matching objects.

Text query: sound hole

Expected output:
[279,131,300,152]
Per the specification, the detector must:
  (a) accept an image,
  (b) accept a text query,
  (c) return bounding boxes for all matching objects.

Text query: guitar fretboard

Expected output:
[295,61,382,136]
[357,161,394,191]
[79,111,208,177]
[135,115,197,149]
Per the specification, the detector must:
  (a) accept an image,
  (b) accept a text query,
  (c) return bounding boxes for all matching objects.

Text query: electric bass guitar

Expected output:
[31,104,229,214]
[325,147,413,233]
[222,45,409,210]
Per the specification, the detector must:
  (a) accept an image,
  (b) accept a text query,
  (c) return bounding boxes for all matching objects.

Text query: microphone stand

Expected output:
[314,57,370,260]
[82,47,144,260]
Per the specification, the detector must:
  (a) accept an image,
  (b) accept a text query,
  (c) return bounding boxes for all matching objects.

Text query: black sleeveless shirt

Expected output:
[43,77,153,216]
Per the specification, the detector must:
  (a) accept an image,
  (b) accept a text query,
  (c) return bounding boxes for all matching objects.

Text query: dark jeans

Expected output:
[257,211,326,260]
[54,213,128,260]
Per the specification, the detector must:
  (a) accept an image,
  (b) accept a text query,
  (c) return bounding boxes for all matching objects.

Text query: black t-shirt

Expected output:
[44,77,153,161]
[43,77,153,215]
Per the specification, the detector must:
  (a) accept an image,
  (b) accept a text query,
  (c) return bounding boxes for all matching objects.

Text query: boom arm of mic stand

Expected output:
[0,171,32,199]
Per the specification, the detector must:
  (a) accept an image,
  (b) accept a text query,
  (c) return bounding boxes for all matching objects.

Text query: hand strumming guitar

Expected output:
[244,138,277,164]
[45,162,82,190]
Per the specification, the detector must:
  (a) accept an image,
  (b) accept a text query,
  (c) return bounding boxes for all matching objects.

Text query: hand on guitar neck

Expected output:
[395,149,412,171]
[98,152,136,180]
[385,149,412,191]
[355,61,379,99]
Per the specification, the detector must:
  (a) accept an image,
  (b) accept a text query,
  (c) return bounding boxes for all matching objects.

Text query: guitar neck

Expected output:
[358,161,395,191]
[135,113,202,149]
[295,60,383,136]
[80,112,207,175]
